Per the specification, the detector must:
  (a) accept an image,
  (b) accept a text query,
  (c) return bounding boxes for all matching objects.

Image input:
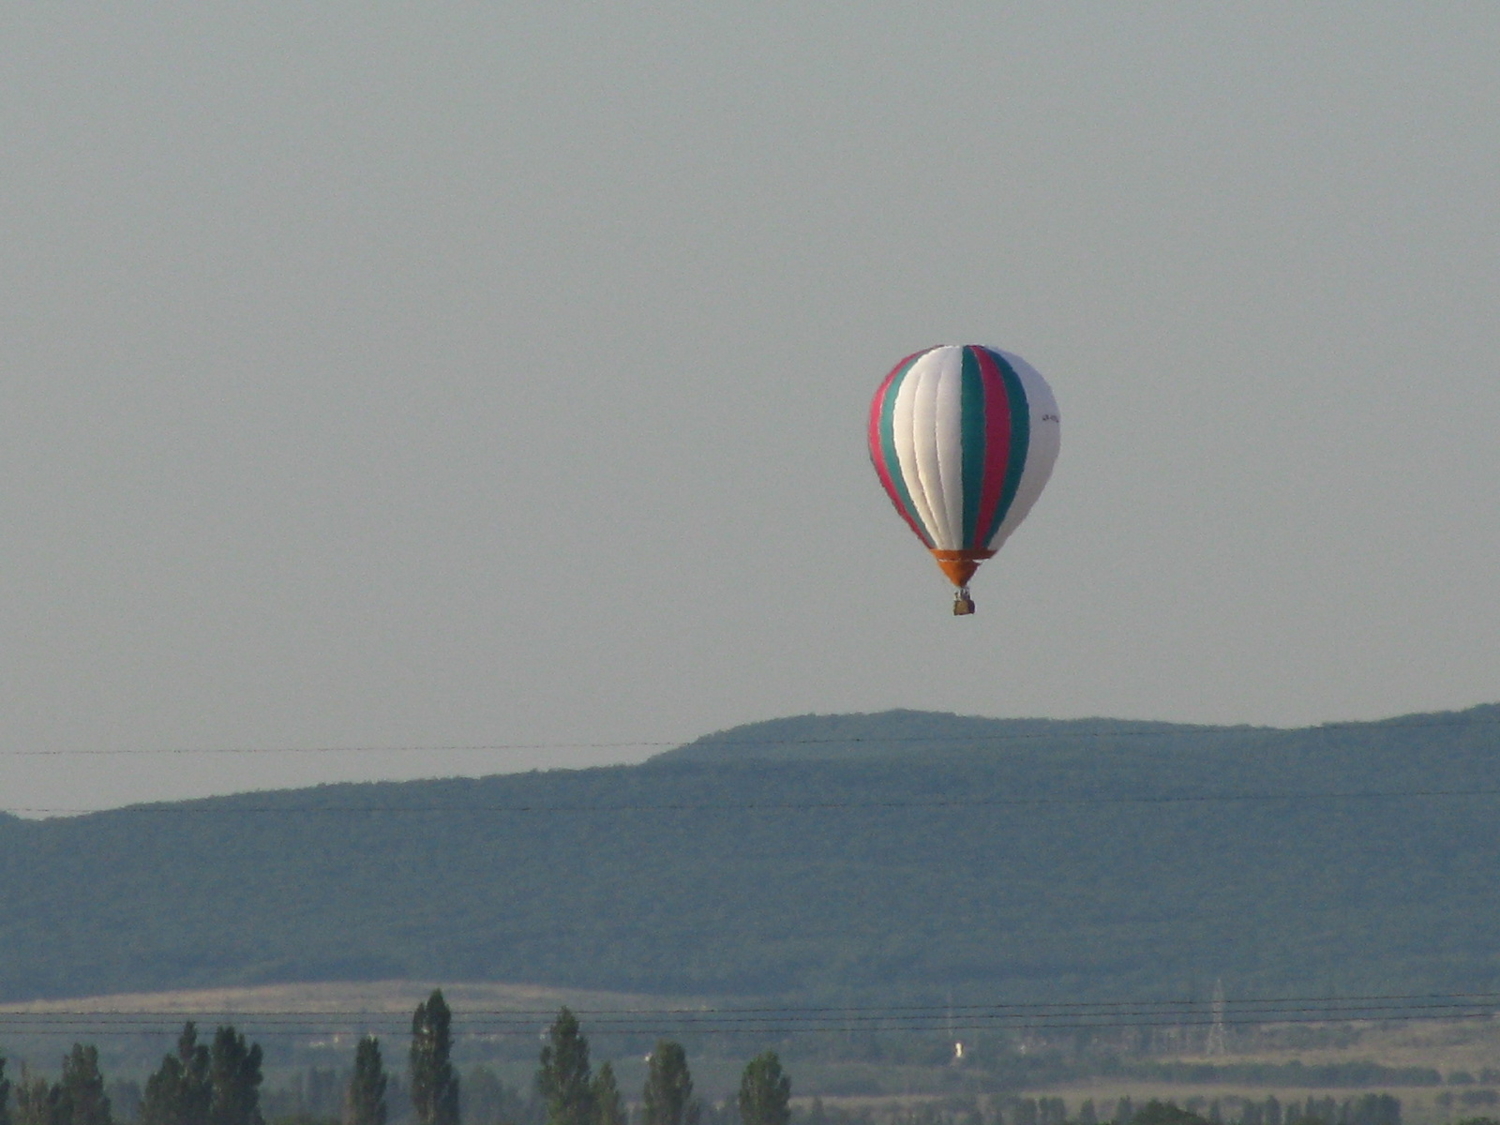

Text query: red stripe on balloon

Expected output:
[868,349,930,546]
[971,347,1013,547]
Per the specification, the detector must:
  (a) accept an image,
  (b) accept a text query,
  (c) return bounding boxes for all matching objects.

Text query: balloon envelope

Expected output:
[868,345,1060,588]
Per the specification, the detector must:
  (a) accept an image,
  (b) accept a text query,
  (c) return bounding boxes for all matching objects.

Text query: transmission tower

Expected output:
[1205,978,1227,1056]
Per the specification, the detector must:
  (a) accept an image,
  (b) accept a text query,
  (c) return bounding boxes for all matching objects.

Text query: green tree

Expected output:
[591,1065,623,1125]
[140,1057,183,1125]
[345,1038,387,1125]
[736,1052,788,1125]
[14,1069,60,1125]
[537,1008,593,1125]
[1131,1103,1209,1125]
[57,1046,111,1125]
[208,1028,262,1125]
[642,1042,697,1125]
[1,1055,12,1125]
[142,1025,212,1125]
[409,991,458,1125]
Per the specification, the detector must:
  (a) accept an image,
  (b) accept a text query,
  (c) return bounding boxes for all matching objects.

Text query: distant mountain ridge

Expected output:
[660,705,1500,761]
[2,703,1500,1005]
[656,710,1203,761]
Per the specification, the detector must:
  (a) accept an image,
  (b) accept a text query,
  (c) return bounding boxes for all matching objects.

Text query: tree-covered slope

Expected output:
[2,705,1499,1004]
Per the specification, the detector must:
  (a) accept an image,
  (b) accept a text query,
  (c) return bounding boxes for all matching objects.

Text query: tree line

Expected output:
[532,1006,789,1125]
[801,1094,1413,1125]
[0,992,791,1125]
[0,1025,264,1125]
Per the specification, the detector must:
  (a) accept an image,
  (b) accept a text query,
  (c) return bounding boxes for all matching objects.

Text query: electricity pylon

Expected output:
[1206,978,1228,1056]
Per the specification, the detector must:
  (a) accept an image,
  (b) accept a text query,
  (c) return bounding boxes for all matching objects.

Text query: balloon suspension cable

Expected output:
[952,588,976,616]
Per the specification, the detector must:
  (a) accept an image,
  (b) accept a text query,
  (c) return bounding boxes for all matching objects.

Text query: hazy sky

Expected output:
[2,4,1496,814]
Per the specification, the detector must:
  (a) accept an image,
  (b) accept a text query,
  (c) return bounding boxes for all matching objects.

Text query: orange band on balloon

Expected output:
[929,548,996,588]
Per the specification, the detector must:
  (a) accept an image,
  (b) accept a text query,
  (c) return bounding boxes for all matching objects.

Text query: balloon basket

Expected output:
[952,589,976,616]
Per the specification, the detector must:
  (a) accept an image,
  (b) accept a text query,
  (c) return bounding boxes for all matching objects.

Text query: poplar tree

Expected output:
[409,992,458,1125]
[57,1046,111,1125]
[736,1053,789,1125]
[591,1064,624,1125]
[208,1028,263,1125]
[14,1069,59,1125]
[537,1008,593,1125]
[140,1052,184,1125]
[642,1042,696,1125]
[142,1024,212,1125]
[345,1038,387,1125]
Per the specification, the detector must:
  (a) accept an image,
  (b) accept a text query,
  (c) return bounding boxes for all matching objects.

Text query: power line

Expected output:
[0,742,666,759]
[0,1010,1493,1040]
[0,1009,1422,1026]
[3,990,1498,1023]
[4,994,1496,1042]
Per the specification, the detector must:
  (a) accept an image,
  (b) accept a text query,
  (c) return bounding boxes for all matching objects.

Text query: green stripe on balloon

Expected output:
[959,347,987,549]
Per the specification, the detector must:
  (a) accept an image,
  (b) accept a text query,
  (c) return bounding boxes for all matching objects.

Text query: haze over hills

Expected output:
[3,705,1500,1005]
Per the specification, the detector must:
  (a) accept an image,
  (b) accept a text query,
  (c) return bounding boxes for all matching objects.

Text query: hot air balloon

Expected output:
[868,344,1060,615]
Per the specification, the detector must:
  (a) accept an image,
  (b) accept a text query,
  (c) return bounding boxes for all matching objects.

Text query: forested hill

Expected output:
[2,704,1500,1004]
[662,705,1500,765]
[660,711,1196,761]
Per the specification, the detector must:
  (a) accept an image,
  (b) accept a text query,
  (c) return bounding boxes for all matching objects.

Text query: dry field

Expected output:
[0,979,679,1017]
[1025,1018,1500,1125]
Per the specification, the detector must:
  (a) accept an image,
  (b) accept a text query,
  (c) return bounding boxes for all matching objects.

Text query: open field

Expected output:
[1009,1018,1500,1125]
[1214,1017,1500,1073]
[0,978,686,1017]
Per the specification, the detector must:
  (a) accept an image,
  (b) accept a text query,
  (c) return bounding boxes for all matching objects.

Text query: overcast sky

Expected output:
[2,4,1496,814]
